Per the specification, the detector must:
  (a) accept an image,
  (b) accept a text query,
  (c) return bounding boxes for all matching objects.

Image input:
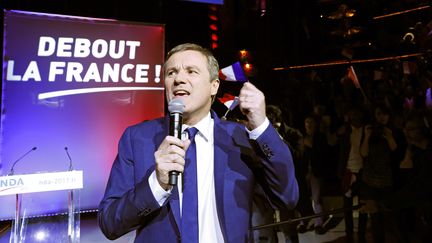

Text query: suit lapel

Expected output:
[213,114,229,240]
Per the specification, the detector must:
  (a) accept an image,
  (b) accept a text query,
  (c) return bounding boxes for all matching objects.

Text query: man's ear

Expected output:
[211,79,220,96]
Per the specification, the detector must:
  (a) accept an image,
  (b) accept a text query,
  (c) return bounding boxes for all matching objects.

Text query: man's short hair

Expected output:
[164,43,219,82]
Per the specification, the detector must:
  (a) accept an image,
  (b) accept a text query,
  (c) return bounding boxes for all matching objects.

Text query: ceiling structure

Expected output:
[4,0,430,66]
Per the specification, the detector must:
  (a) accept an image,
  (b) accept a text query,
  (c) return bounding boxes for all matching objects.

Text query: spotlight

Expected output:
[35,230,47,241]
[345,9,356,18]
[239,49,250,60]
[326,4,356,20]
[244,63,252,71]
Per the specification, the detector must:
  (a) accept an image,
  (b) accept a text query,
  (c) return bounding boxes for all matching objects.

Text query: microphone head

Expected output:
[32,147,37,150]
[64,147,68,150]
[168,98,184,114]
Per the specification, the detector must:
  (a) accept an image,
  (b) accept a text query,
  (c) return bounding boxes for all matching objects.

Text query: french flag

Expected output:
[347,66,361,89]
[218,93,239,110]
[219,61,248,82]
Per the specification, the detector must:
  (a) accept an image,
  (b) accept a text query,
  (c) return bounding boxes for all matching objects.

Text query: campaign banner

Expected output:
[0,10,165,219]
[0,171,83,196]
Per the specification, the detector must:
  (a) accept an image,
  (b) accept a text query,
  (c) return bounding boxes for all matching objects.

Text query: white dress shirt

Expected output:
[347,125,363,173]
[149,113,270,242]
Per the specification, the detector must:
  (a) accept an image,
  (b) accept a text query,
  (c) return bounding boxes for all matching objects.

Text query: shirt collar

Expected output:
[182,112,212,141]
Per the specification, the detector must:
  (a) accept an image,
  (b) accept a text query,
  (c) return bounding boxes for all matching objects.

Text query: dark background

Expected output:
[2,0,432,126]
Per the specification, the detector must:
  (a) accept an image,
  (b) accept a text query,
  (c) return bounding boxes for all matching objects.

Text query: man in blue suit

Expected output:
[98,43,299,242]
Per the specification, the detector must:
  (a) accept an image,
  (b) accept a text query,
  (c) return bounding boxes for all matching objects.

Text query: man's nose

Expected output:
[174,71,187,84]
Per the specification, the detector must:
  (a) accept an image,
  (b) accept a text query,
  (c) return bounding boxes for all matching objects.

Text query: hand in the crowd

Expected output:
[154,136,191,190]
[364,125,373,138]
[321,115,331,132]
[400,147,413,169]
[238,82,266,130]
[303,135,313,148]
[359,199,379,214]
[336,125,347,136]
[382,126,393,140]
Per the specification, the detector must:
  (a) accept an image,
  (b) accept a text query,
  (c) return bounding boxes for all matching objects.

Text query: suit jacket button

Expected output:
[139,208,151,216]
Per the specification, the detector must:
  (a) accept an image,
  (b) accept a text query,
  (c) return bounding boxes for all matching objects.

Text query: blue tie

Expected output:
[182,127,199,243]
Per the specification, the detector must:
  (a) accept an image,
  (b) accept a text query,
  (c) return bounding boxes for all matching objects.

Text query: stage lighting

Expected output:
[208,5,220,49]
[35,230,47,241]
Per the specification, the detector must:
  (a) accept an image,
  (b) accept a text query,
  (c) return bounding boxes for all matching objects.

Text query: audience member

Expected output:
[359,104,399,243]
[295,115,329,235]
[361,111,432,242]
[337,106,368,243]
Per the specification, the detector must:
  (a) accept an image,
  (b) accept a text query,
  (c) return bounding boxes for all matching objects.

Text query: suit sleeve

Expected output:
[253,124,299,209]
[97,127,162,240]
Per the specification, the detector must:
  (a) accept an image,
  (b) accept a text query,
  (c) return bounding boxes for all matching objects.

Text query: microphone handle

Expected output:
[168,113,182,185]
[168,171,180,185]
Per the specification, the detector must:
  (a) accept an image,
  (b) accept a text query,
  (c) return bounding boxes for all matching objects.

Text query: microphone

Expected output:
[168,98,185,186]
[8,147,37,176]
[64,147,73,171]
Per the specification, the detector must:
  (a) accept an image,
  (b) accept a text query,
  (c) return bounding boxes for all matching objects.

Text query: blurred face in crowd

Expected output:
[313,105,326,117]
[404,119,426,145]
[164,50,219,125]
[305,117,317,134]
[375,108,390,125]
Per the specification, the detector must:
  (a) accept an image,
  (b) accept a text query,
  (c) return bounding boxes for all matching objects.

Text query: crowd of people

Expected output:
[243,58,432,242]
